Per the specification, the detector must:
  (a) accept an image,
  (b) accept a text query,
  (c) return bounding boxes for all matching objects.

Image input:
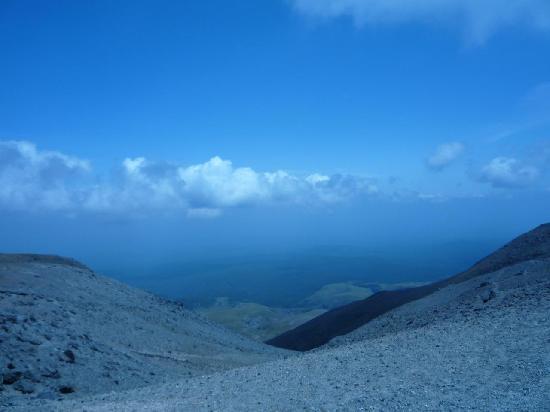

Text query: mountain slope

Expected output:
[0,255,285,405]
[18,255,550,411]
[267,223,550,351]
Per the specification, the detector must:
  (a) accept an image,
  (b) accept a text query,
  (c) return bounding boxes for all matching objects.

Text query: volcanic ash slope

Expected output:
[29,257,550,411]
[0,254,286,407]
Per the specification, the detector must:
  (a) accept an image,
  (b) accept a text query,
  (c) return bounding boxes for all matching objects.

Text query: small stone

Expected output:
[3,371,22,385]
[41,368,61,379]
[59,385,75,394]
[62,349,76,363]
[480,289,496,303]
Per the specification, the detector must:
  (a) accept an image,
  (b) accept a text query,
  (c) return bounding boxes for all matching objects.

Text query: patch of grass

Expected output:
[302,282,374,309]
[198,299,326,341]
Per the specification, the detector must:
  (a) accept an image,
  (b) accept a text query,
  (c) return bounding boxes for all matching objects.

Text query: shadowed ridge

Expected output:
[267,223,550,351]
[0,253,90,271]
[443,223,550,286]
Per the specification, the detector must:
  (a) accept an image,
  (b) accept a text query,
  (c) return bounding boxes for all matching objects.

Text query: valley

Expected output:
[2,224,549,411]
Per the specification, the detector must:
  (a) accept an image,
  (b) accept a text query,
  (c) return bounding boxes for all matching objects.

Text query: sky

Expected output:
[1,0,549,273]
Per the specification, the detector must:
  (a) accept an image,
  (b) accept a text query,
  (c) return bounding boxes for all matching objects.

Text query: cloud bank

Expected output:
[0,140,377,217]
[0,140,90,211]
[426,142,464,170]
[478,157,539,188]
[291,0,550,44]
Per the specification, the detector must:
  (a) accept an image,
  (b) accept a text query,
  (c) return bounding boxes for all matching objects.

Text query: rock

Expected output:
[3,371,22,385]
[62,349,75,363]
[479,289,496,303]
[58,385,75,394]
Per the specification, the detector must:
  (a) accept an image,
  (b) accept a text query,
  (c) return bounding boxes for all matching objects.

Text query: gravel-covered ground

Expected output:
[10,259,549,411]
[0,255,286,408]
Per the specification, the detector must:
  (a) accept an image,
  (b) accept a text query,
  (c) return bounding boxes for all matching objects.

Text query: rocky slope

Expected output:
[3,225,549,411]
[268,223,550,351]
[14,255,550,411]
[0,255,285,406]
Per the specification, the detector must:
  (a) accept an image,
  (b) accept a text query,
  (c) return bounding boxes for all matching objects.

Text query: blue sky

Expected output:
[0,0,549,267]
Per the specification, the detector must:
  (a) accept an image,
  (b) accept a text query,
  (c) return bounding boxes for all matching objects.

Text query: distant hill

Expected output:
[197,281,430,341]
[197,298,325,341]
[267,223,550,351]
[300,282,374,309]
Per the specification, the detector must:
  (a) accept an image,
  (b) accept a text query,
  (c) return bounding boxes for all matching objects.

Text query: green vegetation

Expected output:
[198,281,433,340]
[197,298,326,341]
[301,282,374,309]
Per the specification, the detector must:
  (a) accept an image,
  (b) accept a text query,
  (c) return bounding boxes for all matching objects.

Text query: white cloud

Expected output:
[83,156,187,214]
[3,140,545,215]
[178,156,267,207]
[478,157,539,188]
[0,140,377,217]
[0,140,90,211]
[291,0,550,44]
[123,157,147,175]
[305,172,379,202]
[305,173,330,185]
[426,142,464,170]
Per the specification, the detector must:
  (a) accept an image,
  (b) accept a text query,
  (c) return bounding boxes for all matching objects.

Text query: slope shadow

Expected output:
[267,223,550,351]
